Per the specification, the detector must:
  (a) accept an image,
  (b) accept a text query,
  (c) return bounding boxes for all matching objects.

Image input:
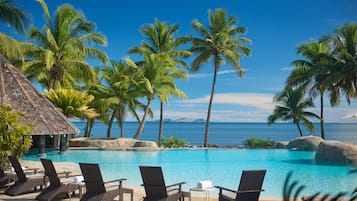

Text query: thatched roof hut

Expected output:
[0,54,79,136]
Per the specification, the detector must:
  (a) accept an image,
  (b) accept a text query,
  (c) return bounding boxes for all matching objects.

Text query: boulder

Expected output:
[287,136,324,151]
[276,141,289,149]
[69,137,159,151]
[315,140,357,165]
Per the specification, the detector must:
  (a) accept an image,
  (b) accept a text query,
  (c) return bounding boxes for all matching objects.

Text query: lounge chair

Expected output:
[139,166,187,201]
[0,166,17,187]
[215,169,266,201]
[36,158,83,201]
[79,163,133,201]
[5,155,45,196]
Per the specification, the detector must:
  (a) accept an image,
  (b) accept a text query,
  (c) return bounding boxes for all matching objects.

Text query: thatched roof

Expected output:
[0,54,79,135]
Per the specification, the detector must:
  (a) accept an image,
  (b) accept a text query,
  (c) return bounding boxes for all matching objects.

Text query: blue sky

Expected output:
[4,0,357,122]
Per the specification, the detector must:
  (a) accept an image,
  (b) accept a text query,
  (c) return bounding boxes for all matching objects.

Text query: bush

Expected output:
[159,136,189,148]
[244,137,276,148]
[0,104,33,168]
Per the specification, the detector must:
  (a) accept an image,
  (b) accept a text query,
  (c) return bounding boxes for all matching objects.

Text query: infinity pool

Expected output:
[23,149,356,197]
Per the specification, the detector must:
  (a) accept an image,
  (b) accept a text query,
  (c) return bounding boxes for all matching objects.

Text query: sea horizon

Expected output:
[72,121,357,146]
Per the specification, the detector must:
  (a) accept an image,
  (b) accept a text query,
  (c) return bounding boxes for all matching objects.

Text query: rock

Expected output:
[287,136,324,151]
[315,140,357,165]
[133,141,159,151]
[69,137,159,151]
[276,141,289,149]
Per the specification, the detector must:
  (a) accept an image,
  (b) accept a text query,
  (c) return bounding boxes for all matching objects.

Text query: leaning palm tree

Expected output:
[287,40,334,139]
[23,0,108,90]
[129,18,189,143]
[0,0,29,63]
[268,87,320,137]
[128,53,185,140]
[324,23,357,102]
[90,60,144,138]
[190,9,251,147]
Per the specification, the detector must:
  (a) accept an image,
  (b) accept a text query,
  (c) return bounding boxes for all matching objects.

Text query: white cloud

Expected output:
[183,93,275,110]
[280,66,294,71]
[188,70,236,79]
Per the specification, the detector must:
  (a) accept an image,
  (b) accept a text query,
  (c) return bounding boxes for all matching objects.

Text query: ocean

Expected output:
[72,122,357,146]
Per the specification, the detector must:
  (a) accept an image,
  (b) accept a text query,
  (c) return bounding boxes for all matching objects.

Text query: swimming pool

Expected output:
[23,149,356,197]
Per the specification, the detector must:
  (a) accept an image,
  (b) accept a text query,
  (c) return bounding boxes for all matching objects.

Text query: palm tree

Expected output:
[129,53,186,140]
[0,0,29,63]
[0,0,28,34]
[189,9,251,147]
[324,23,357,102]
[268,87,320,137]
[23,0,108,90]
[287,40,334,139]
[129,18,189,144]
[90,60,144,138]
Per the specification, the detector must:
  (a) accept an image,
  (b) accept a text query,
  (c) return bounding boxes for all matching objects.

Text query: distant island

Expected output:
[160,118,206,122]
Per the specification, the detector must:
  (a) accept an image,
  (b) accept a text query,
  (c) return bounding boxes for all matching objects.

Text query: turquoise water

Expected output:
[23,149,357,197]
[73,122,357,146]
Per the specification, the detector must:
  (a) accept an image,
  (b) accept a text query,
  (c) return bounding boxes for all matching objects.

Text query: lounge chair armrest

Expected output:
[166,182,186,189]
[58,173,81,179]
[237,189,264,194]
[215,186,237,193]
[167,188,180,193]
[24,168,42,174]
[103,178,127,185]
[57,171,72,177]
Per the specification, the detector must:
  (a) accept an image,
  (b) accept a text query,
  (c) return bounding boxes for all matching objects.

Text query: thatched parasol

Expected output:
[0,54,79,136]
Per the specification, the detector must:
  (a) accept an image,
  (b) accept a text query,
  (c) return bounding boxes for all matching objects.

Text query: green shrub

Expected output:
[0,104,33,168]
[243,137,276,148]
[159,136,189,148]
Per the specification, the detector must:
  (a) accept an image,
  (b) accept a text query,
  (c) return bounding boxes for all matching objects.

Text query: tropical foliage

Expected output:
[159,136,189,148]
[268,87,320,137]
[45,88,98,119]
[22,0,108,90]
[129,18,189,143]
[126,53,187,140]
[287,40,333,139]
[243,137,276,149]
[190,9,251,147]
[284,22,357,139]
[0,0,29,63]
[324,23,357,102]
[0,104,32,168]
[89,60,144,138]
[283,171,357,201]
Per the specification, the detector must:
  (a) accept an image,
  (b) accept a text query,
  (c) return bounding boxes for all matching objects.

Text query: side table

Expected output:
[189,187,215,201]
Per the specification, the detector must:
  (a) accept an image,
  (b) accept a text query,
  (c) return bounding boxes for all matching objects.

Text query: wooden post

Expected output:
[59,134,68,153]
[39,135,46,156]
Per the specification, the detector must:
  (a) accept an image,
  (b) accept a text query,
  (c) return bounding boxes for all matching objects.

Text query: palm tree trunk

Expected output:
[204,55,219,147]
[84,119,90,137]
[133,98,152,140]
[120,126,124,138]
[296,122,303,137]
[107,109,116,138]
[320,93,325,139]
[88,119,94,137]
[158,101,164,145]
[119,117,124,138]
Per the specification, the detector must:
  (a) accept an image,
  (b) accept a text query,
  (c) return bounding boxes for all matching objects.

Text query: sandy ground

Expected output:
[0,160,282,201]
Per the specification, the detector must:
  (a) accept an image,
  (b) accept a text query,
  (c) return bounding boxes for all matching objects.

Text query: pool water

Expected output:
[23,149,356,197]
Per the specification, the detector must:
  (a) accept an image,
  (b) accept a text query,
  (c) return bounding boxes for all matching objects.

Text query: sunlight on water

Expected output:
[23,149,356,197]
